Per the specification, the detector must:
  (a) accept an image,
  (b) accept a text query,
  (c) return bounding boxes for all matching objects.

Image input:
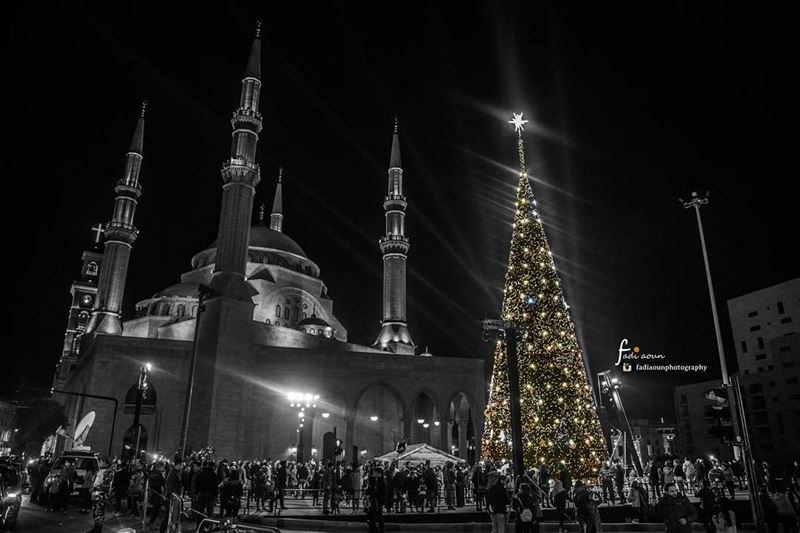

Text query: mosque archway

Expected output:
[410,392,439,448]
[447,392,474,461]
[353,383,404,461]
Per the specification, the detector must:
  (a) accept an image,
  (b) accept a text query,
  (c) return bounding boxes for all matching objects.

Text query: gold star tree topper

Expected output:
[508,112,528,135]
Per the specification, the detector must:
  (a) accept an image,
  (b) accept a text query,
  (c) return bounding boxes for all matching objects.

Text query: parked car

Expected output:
[0,460,24,493]
[43,451,99,501]
[0,467,21,530]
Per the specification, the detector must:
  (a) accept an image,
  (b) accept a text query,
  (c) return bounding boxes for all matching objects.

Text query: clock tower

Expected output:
[52,225,104,395]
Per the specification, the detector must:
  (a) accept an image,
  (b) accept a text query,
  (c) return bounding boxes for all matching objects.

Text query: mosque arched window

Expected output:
[302,312,307,319]
[284,308,290,319]
[161,303,171,316]
[86,262,99,277]
[309,328,315,335]
[292,307,299,321]
[77,312,90,331]
[318,330,324,336]
[265,319,271,325]
[177,304,185,318]
[124,379,157,415]
[191,305,197,317]
[275,305,281,318]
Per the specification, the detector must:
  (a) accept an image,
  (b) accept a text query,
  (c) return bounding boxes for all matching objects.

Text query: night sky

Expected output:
[5,2,798,421]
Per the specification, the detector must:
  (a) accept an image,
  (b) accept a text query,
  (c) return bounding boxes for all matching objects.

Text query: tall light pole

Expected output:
[680,191,729,384]
[288,392,319,462]
[179,285,212,459]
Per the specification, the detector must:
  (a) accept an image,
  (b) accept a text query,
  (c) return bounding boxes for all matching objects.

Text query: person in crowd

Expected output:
[550,478,570,533]
[512,482,539,533]
[711,496,737,533]
[455,464,466,507]
[147,462,167,528]
[559,465,573,492]
[442,461,456,511]
[218,469,243,519]
[657,482,697,533]
[365,469,385,533]
[423,460,438,512]
[696,480,718,533]
[351,463,364,513]
[128,465,144,516]
[80,462,97,514]
[112,460,130,515]
[614,460,626,505]
[722,462,736,500]
[683,458,696,493]
[391,463,406,513]
[573,480,602,533]
[771,484,798,533]
[472,462,487,512]
[84,457,114,533]
[275,460,288,510]
[320,461,334,515]
[674,459,685,496]
[537,463,550,508]
[193,462,218,520]
[759,485,779,533]
[486,474,509,533]
[627,479,649,524]
[297,461,309,499]
[56,459,77,512]
[158,459,183,533]
[599,461,615,505]
[648,460,662,500]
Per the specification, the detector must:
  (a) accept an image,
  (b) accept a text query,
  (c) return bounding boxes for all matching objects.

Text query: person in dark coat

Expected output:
[657,482,697,533]
[365,473,385,533]
[486,475,510,533]
[219,469,243,519]
[559,466,572,492]
[613,461,625,505]
[537,463,550,508]
[193,462,219,520]
[422,461,438,512]
[512,483,539,533]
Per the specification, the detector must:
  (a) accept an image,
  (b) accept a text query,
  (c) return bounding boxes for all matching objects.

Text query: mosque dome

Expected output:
[152,282,200,299]
[190,226,319,277]
[296,314,330,328]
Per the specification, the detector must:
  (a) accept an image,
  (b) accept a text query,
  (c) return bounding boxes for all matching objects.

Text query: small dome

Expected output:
[153,282,199,299]
[296,314,330,328]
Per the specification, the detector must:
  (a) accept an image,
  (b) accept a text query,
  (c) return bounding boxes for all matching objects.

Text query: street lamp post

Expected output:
[132,363,151,460]
[680,191,729,384]
[179,285,212,459]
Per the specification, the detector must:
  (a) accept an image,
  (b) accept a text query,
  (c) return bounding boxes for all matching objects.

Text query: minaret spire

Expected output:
[209,24,263,299]
[85,103,147,335]
[374,118,415,354]
[270,166,284,232]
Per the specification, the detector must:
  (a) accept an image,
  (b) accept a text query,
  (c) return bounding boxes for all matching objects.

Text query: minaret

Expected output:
[209,22,263,298]
[374,118,415,354]
[270,167,283,232]
[85,101,147,335]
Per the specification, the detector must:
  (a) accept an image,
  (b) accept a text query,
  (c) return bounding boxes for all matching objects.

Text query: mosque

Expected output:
[52,27,484,463]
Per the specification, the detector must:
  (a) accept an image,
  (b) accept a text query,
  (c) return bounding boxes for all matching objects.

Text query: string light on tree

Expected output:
[481,112,606,480]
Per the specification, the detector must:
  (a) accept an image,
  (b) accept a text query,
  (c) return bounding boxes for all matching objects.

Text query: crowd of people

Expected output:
[21,450,800,533]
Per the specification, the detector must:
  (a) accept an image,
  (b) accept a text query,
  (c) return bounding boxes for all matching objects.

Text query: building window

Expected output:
[265,319,271,325]
[293,307,299,321]
[781,317,792,324]
[758,337,765,349]
[780,346,792,353]
[303,312,307,319]
[191,305,198,317]
[755,353,766,360]
[747,311,758,318]
[284,308,290,319]
[750,325,761,332]
[777,301,785,314]
[768,365,774,370]
[77,311,90,330]
[784,362,796,368]
[86,262,99,276]
[309,328,315,334]
[275,305,281,318]
[177,304,185,318]
[161,303,171,316]
[740,341,747,354]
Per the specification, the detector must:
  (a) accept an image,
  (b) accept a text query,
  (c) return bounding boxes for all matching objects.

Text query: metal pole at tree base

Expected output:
[731,374,763,531]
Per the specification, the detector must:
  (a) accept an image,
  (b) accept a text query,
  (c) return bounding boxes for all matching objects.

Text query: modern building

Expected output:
[674,278,800,464]
[628,418,678,465]
[54,27,484,464]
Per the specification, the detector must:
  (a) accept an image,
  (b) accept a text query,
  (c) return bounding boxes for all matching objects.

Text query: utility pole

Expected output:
[482,319,524,479]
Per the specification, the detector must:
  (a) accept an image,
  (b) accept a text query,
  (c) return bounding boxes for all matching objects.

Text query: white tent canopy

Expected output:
[374,443,465,468]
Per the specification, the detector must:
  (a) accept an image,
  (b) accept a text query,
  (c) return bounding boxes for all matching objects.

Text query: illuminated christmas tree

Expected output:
[481,113,606,479]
